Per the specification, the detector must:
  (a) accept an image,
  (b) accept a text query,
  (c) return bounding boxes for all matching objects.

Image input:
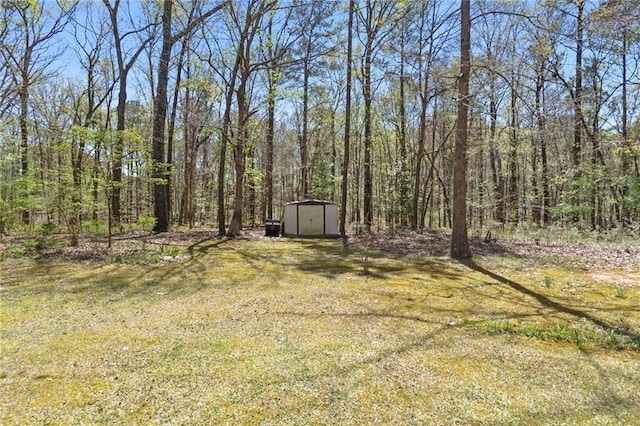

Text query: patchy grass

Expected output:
[1,237,639,425]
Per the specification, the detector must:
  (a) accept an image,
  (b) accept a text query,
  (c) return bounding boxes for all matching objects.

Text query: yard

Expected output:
[1,231,639,424]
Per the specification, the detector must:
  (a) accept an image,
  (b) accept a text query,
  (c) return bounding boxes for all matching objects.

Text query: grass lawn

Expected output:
[1,236,639,425]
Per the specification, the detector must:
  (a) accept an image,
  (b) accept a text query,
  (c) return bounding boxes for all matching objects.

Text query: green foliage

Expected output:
[0,244,26,259]
[23,238,48,252]
[549,324,569,342]
[135,216,157,232]
[604,329,623,350]
[618,176,640,222]
[384,159,412,227]
[483,321,515,334]
[522,325,542,338]
[572,329,586,350]
[82,220,107,236]
[34,222,57,236]
[160,245,180,258]
[105,253,161,265]
[548,203,594,226]
[310,160,335,201]
[614,286,628,299]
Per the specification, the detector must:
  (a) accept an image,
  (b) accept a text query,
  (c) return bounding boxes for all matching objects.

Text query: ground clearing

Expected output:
[1,232,639,424]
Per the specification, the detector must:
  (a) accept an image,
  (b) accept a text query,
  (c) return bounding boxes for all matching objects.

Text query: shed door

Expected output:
[298,205,324,235]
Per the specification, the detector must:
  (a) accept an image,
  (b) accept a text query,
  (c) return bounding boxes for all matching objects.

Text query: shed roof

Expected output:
[284,199,337,206]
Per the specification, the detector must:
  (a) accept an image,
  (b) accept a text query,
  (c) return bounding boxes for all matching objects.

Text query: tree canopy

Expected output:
[1,0,639,246]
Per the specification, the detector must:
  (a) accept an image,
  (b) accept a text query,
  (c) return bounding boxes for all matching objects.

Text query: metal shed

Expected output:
[282,199,340,237]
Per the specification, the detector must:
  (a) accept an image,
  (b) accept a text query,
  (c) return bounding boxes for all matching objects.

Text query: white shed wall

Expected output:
[283,204,298,236]
[324,204,338,235]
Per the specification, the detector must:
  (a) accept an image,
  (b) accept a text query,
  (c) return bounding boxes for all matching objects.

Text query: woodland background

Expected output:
[1,0,639,245]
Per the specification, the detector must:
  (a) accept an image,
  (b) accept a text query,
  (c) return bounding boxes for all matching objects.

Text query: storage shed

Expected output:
[282,199,340,238]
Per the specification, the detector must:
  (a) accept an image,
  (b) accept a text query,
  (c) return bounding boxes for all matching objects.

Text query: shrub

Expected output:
[82,219,107,236]
[549,324,569,342]
[24,238,47,251]
[135,216,156,232]
[34,222,57,236]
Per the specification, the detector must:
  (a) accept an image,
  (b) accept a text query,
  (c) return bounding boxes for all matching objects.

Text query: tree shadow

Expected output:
[459,258,639,342]
[263,238,464,282]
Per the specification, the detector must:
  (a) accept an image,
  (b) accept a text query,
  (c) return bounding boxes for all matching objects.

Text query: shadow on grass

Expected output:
[460,258,640,343]
[3,238,230,301]
[185,237,231,256]
[253,238,463,282]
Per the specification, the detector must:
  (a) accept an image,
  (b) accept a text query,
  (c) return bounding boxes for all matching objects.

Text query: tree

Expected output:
[356,0,398,229]
[226,0,276,237]
[572,0,585,169]
[259,5,296,220]
[450,0,471,259]
[151,0,228,233]
[103,0,157,228]
[67,2,116,245]
[528,24,554,226]
[292,0,336,198]
[590,0,640,225]
[1,0,77,225]
[340,0,355,237]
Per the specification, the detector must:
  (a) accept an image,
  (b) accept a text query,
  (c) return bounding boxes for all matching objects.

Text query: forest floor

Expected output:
[1,229,639,424]
[3,227,640,270]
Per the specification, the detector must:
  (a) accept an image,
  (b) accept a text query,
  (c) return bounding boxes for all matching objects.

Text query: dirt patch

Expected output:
[591,271,640,287]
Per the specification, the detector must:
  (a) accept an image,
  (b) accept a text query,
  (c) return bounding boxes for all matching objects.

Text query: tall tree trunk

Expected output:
[227,78,248,237]
[451,0,471,259]
[398,24,408,227]
[363,40,373,228]
[508,74,519,224]
[265,69,275,219]
[106,0,127,228]
[620,29,638,224]
[339,0,354,237]
[179,84,192,226]
[69,144,84,246]
[413,8,433,230]
[104,0,157,228]
[150,0,227,233]
[19,72,30,225]
[112,78,126,227]
[572,0,584,168]
[413,98,427,229]
[167,38,187,227]
[330,107,337,201]
[301,49,311,198]
[535,70,550,225]
[226,1,268,237]
[217,65,238,235]
[247,143,256,226]
[488,77,504,224]
[151,0,172,233]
